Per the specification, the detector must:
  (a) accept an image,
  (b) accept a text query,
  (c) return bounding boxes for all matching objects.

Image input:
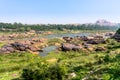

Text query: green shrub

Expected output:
[114,54,120,61]
[103,54,112,62]
[102,74,111,80]
[106,39,117,45]
[48,64,67,80]
[107,63,120,80]
[85,62,93,67]
[21,61,49,80]
[21,61,67,80]
[116,28,120,34]
[97,57,104,64]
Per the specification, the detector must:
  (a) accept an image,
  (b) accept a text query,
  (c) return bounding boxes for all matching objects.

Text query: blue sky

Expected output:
[0,0,120,24]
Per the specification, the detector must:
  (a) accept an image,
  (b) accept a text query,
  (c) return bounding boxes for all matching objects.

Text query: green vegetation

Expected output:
[20,49,120,80]
[0,52,41,80]
[0,22,118,32]
[1,38,120,80]
[116,28,120,34]
[1,28,120,80]
[47,38,64,46]
[0,42,4,48]
[21,62,67,80]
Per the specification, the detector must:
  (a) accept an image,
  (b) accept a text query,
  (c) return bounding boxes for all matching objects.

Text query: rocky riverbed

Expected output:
[0,32,115,55]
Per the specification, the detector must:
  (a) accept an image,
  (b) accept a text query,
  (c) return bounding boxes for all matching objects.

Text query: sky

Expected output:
[0,0,120,24]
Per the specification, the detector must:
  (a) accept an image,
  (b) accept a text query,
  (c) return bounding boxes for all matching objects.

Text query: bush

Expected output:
[21,61,67,80]
[103,54,112,62]
[102,74,111,80]
[97,57,104,64]
[106,39,117,45]
[107,63,120,80]
[48,64,67,80]
[112,54,120,62]
[21,62,49,80]
[116,28,120,34]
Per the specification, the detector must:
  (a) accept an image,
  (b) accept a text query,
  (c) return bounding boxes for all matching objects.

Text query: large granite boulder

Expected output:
[63,37,73,42]
[28,46,40,52]
[82,42,94,51]
[95,47,106,51]
[82,42,92,48]
[10,42,29,51]
[113,33,120,42]
[76,36,88,41]
[0,44,15,53]
[105,32,115,37]
[0,41,41,54]
[86,39,106,44]
[61,43,82,51]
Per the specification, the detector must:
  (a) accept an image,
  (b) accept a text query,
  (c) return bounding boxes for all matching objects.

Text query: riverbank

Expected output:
[1,40,120,80]
[0,30,119,80]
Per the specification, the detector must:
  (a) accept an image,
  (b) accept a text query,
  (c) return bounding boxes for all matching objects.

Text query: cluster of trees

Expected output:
[116,28,120,34]
[0,22,119,32]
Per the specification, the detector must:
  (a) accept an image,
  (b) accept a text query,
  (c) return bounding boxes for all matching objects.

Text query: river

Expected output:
[39,33,91,56]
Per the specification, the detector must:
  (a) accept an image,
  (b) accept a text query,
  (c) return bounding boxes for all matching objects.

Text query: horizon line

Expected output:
[0,19,119,25]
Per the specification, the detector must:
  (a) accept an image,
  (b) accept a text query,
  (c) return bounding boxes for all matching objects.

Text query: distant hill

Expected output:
[95,19,118,26]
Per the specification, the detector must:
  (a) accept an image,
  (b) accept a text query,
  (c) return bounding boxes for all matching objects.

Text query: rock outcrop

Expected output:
[0,42,41,54]
[61,43,82,51]
[76,35,106,44]
[96,19,117,26]
[63,37,73,42]
[86,39,106,44]
[0,44,15,54]
[76,36,88,41]
[113,33,120,42]
[0,38,47,54]
[95,47,106,51]
[105,32,115,37]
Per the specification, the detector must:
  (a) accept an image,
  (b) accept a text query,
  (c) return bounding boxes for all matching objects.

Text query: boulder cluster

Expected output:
[63,35,106,44]
[63,37,73,42]
[76,36,106,44]
[60,43,106,52]
[61,43,82,51]
[113,33,120,42]
[0,38,47,54]
[60,35,107,52]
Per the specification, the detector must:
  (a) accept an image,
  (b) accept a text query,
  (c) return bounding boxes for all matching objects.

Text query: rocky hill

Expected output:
[95,19,117,26]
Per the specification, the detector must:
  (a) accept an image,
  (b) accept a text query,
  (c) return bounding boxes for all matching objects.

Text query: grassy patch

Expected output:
[47,38,64,46]
[0,52,42,80]
[0,42,5,48]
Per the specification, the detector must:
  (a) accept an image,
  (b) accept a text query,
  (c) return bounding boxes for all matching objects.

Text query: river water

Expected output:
[39,46,57,56]
[42,33,90,39]
[39,33,90,56]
